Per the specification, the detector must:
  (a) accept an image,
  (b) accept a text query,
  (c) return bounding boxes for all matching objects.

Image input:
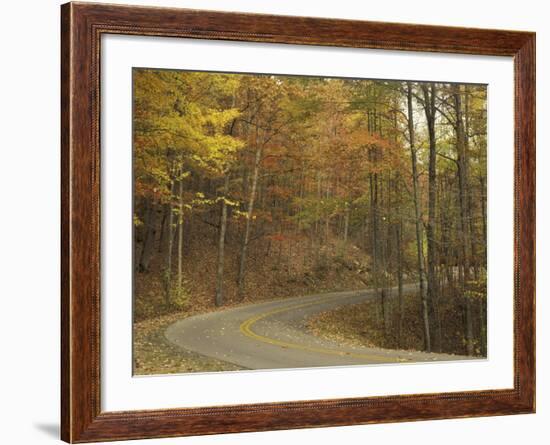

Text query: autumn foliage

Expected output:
[133,69,488,357]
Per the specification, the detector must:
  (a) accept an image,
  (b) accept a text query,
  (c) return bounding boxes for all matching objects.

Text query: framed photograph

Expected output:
[61,2,535,442]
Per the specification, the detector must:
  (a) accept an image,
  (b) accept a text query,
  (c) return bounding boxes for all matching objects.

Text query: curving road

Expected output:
[165,285,472,370]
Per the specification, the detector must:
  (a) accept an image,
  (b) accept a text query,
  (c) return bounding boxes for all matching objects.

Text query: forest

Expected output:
[133,67,487,367]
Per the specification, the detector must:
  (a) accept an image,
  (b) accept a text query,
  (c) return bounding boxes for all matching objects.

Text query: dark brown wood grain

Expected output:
[61,2,536,442]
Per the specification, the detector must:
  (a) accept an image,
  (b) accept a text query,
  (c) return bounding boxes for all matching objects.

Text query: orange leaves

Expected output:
[266,184,294,200]
[267,233,287,243]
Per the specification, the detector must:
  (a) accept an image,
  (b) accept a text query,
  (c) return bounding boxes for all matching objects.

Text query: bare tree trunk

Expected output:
[343,204,350,243]
[408,82,431,352]
[479,297,487,356]
[177,176,184,293]
[162,180,175,306]
[158,208,168,253]
[325,181,330,244]
[380,178,391,338]
[215,174,230,306]
[138,202,157,273]
[432,178,444,351]
[369,167,381,322]
[237,128,263,300]
[464,89,479,280]
[396,220,404,348]
[420,84,440,354]
[454,85,475,356]
[315,168,321,238]
[480,176,487,263]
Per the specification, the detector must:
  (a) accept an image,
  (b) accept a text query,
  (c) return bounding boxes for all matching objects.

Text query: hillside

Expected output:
[135,219,372,321]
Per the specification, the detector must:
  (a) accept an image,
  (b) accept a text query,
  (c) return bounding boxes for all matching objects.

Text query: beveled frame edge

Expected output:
[60,2,535,442]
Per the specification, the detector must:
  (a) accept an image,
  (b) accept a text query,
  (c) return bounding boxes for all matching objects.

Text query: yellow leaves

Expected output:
[232,209,248,220]
[203,108,241,128]
[464,273,487,300]
[174,170,190,181]
[216,196,240,207]
[133,68,246,200]
[149,166,172,185]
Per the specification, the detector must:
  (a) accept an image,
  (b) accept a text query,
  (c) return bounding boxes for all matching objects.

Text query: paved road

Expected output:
[165,285,472,370]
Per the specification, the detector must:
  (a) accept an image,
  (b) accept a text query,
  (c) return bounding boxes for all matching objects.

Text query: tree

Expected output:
[133,70,488,357]
[133,69,243,305]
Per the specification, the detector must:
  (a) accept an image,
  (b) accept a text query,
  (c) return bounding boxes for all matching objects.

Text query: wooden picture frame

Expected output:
[61,2,535,442]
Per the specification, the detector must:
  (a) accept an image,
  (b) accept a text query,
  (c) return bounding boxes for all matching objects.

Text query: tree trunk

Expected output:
[237,128,263,300]
[479,297,487,356]
[177,176,184,293]
[215,174,230,306]
[464,89,479,280]
[409,82,431,352]
[396,219,404,347]
[158,208,168,253]
[325,181,330,244]
[369,166,381,322]
[453,85,475,356]
[162,182,175,306]
[380,178,391,338]
[138,202,157,273]
[343,202,350,243]
[480,176,487,263]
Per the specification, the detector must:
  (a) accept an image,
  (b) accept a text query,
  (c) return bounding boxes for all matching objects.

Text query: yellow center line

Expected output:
[238,295,398,363]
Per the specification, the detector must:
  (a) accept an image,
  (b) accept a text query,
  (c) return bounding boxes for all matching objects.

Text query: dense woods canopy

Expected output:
[133,68,487,357]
